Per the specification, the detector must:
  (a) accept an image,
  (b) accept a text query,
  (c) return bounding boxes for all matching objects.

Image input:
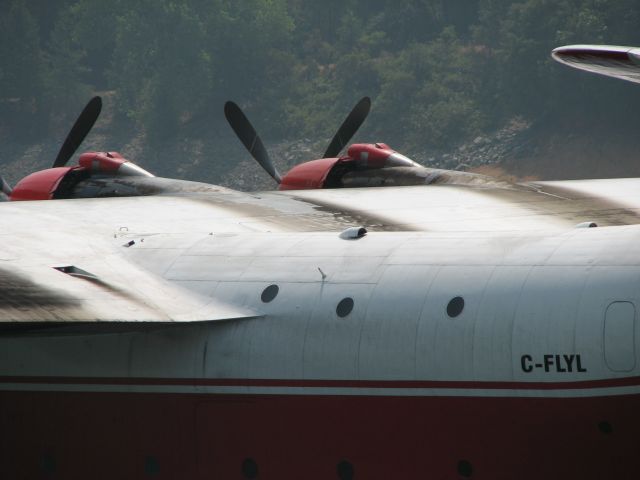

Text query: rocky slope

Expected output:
[2,108,639,193]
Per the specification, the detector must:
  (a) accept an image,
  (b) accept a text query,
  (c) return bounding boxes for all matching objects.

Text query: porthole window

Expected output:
[144,456,160,476]
[40,454,56,475]
[457,459,473,477]
[598,421,613,434]
[336,297,354,317]
[261,284,279,303]
[242,458,258,479]
[447,296,465,318]
[337,460,354,480]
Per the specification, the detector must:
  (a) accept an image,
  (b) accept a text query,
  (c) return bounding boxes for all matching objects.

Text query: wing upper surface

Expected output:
[2,178,640,235]
[0,209,260,330]
[275,178,640,232]
[2,179,640,328]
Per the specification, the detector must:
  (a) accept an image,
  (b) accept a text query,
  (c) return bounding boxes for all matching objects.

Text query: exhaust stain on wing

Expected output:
[302,199,416,232]
[77,275,172,320]
[0,268,86,323]
[187,180,640,232]
[460,181,640,228]
[523,183,640,226]
[0,268,80,309]
[186,191,414,232]
[0,267,164,324]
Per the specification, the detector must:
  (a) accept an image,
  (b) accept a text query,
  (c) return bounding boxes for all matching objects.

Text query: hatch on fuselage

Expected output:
[604,301,636,372]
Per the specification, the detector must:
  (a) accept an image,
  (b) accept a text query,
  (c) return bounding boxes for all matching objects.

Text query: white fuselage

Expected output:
[2,225,638,388]
[1,188,639,479]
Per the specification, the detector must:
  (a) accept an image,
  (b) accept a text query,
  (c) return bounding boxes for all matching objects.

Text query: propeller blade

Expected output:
[0,176,11,196]
[52,96,102,168]
[323,96,371,158]
[224,101,282,183]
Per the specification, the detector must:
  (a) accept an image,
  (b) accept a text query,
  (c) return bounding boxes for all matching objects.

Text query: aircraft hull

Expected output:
[3,194,640,478]
[1,378,637,479]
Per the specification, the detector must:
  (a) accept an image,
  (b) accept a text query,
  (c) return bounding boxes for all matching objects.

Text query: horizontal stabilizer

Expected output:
[552,44,640,83]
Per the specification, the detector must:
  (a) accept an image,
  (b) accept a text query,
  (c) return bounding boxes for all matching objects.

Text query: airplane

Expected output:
[0,96,219,202]
[223,97,499,190]
[0,91,501,203]
[1,44,640,479]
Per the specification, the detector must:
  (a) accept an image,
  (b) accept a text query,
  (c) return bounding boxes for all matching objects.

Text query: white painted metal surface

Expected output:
[0,180,640,388]
[604,302,636,372]
[2,179,640,390]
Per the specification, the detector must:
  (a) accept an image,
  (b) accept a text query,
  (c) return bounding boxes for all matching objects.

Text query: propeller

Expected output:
[225,97,371,184]
[52,96,102,168]
[323,96,371,158]
[0,176,11,197]
[224,101,282,183]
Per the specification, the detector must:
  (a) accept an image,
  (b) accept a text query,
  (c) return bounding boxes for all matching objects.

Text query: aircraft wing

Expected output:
[2,177,640,331]
[3,177,640,236]
[552,44,640,83]
[273,177,640,231]
[1,176,640,236]
[0,199,260,333]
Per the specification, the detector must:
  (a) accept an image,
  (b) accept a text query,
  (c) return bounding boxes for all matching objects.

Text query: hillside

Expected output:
[3,99,640,192]
[2,1,640,189]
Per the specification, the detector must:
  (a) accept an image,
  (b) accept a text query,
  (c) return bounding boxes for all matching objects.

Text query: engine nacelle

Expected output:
[78,152,153,177]
[278,143,423,190]
[9,167,74,201]
[78,151,126,172]
[279,158,343,190]
[9,152,153,201]
[347,143,421,169]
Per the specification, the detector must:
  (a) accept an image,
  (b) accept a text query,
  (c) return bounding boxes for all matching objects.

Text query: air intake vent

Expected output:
[53,266,98,280]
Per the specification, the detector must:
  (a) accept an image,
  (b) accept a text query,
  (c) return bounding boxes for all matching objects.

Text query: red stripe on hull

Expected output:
[2,375,640,390]
[0,391,637,479]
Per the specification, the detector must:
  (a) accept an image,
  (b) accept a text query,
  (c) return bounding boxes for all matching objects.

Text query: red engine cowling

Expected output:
[279,158,343,190]
[9,167,74,201]
[278,143,421,190]
[9,152,153,201]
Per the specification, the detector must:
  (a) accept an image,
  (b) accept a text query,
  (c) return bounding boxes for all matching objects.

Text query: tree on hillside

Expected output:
[0,0,47,137]
[1,0,640,155]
